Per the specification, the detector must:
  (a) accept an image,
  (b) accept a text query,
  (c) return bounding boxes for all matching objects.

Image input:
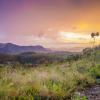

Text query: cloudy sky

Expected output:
[0,0,100,51]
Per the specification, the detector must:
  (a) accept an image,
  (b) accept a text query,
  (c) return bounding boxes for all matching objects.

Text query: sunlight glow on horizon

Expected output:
[59,31,90,39]
[59,31,90,43]
[59,31,100,49]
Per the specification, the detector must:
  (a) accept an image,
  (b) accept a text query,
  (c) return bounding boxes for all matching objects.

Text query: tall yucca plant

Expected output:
[91,32,99,41]
[91,32,99,65]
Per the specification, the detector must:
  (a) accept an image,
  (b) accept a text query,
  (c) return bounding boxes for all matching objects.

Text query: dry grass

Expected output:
[0,63,97,99]
[0,50,100,99]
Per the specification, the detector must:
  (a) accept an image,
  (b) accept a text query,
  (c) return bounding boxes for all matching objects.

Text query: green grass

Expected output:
[0,50,100,100]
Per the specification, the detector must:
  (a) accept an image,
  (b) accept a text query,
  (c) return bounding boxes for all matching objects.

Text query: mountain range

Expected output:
[0,43,50,54]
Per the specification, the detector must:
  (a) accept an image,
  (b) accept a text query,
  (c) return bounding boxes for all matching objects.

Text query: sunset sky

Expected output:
[0,0,100,51]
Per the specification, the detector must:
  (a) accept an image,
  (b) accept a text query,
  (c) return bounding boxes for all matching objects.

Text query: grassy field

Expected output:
[0,50,100,100]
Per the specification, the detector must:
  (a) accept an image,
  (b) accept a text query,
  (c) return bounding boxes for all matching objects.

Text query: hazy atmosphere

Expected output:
[0,0,100,100]
[0,0,100,51]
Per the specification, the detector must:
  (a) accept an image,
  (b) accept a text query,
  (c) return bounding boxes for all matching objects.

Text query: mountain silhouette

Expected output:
[0,43,50,54]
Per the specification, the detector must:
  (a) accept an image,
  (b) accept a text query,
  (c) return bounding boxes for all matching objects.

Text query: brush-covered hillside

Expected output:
[0,47,100,100]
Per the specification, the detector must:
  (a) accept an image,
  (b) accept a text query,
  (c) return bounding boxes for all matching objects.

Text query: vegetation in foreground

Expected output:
[0,49,100,100]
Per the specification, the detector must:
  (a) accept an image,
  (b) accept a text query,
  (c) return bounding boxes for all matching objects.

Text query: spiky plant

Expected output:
[96,32,99,37]
[91,32,99,66]
[91,33,95,38]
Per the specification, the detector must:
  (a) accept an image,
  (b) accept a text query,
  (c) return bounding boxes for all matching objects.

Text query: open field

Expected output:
[0,49,100,100]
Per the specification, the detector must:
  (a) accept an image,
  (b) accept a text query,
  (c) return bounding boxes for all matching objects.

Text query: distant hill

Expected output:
[0,43,50,54]
[0,49,73,65]
[0,43,77,65]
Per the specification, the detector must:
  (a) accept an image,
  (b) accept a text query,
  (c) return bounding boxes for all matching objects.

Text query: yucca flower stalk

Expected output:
[91,32,99,66]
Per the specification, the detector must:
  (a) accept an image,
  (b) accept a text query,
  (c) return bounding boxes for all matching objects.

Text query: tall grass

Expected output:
[0,51,100,99]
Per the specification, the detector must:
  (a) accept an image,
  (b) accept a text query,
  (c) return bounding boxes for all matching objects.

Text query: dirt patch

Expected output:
[75,84,100,100]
